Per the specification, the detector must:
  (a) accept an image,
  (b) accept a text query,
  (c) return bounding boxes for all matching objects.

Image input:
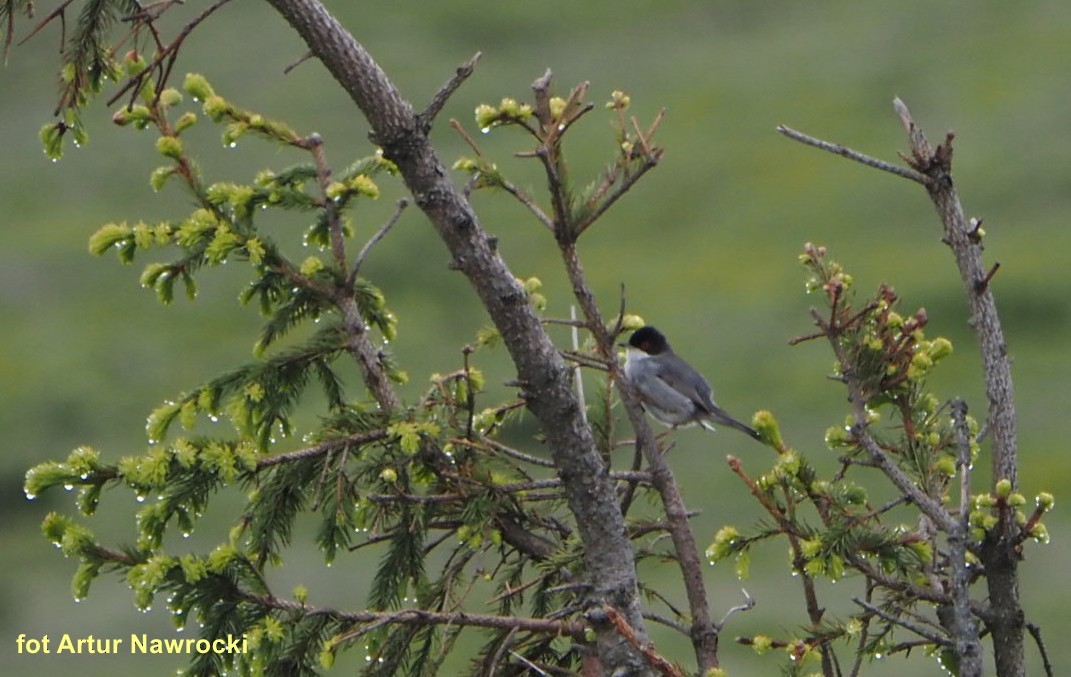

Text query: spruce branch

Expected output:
[261,2,652,672]
[106,0,235,109]
[252,594,587,638]
[782,100,1030,676]
[256,428,389,468]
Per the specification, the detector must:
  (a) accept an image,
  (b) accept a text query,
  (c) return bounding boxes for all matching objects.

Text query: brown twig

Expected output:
[601,605,684,677]
[105,0,235,108]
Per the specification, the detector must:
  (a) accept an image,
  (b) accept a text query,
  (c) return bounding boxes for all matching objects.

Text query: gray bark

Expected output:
[262,0,652,672]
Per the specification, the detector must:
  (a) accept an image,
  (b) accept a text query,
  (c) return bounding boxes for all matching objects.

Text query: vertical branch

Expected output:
[948,399,983,677]
[892,98,1018,489]
[560,239,720,674]
[778,99,1026,676]
[891,98,1023,677]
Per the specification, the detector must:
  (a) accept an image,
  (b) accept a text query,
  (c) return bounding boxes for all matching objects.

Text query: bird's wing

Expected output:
[652,353,716,414]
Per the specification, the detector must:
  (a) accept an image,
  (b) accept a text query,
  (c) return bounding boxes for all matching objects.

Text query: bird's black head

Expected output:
[627,326,670,355]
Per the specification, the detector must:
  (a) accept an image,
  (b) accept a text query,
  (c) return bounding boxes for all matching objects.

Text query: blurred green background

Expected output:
[2,1,1069,675]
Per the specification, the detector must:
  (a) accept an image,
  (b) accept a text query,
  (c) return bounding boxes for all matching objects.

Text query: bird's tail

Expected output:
[703,406,762,441]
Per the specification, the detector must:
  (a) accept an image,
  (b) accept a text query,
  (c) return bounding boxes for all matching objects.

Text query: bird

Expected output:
[622,325,761,441]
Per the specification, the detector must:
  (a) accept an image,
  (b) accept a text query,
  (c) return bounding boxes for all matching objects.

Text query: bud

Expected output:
[150,166,175,192]
[158,88,182,108]
[995,478,1013,499]
[751,635,773,655]
[350,174,380,199]
[549,96,567,119]
[928,337,954,362]
[1030,522,1050,544]
[934,456,957,477]
[752,410,783,449]
[123,50,147,76]
[175,112,197,134]
[474,103,498,130]
[183,73,215,102]
[155,135,184,160]
[606,89,631,110]
[1037,492,1055,511]
[379,468,397,483]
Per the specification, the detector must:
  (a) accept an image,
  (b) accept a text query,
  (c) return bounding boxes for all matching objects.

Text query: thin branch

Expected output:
[255,429,388,468]
[283,49,314,74]
[250,591,586,637]
[570,306,588,425]
[854,427,957,533]
[853,598,950,647]
[643,612,690,637]
[419,51,481,129]
[305,133,348,272]
[598,605,684,677]
[471,437,556,468]
[348,197,409,285]
[715,589,755,630]
[16,0,77,47]
[105,0,235,107]
[1026,622,1055,677]
[574,148,662,236]
[500,176,555,231]
[776,124,929,185]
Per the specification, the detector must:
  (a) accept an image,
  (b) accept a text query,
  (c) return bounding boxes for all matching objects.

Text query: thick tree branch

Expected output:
[261,1,651,672]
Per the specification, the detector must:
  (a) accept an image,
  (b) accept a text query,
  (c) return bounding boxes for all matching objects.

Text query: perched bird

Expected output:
[623,325,761,441]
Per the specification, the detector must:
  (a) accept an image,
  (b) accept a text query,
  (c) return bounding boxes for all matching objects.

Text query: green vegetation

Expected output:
[3,2,1069,675]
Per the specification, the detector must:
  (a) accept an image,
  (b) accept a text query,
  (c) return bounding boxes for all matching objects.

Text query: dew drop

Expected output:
[136,495,146,503]
[25,492,36,501]
[479,127,491,134]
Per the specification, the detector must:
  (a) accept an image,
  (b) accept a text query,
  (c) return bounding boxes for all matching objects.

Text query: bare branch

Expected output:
[1026,622,1055,677]
[776,124,928,185]
[715,589,755,630]
[348,197,409,284]
[283,49,314,74]
[419,51,481,129]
